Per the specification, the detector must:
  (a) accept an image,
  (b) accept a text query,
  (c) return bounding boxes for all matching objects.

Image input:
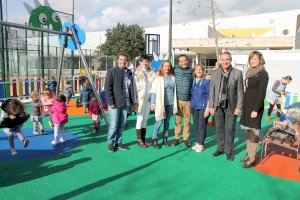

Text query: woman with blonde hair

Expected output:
[190,65,210,152]
[240,51,269,168]
[150,60,178,148]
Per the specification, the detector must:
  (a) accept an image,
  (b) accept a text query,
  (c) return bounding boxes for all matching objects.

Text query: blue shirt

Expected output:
[150,76,175,106]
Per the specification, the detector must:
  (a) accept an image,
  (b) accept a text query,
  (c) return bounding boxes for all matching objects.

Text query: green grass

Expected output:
[0,113,299,200]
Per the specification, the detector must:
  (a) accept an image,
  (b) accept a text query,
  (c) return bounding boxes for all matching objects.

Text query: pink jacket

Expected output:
[50,101,68,124]
[41,95,56,113]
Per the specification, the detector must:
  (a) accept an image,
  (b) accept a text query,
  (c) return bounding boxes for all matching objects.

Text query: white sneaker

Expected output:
[11,148,17,155]
[195,145,204,153]
[51,140,58,145]
[59,138,66,143]
[192,143,200,150]
[33,131,39,135]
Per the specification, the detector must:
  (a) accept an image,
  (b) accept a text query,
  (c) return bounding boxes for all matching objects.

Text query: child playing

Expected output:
[88,94,101,133]
[31,91,45,135]
[80,81,92,113]
[64,80,74,105]
[41,88,55,127]
[50,94,68,145]
[0,99,30,155]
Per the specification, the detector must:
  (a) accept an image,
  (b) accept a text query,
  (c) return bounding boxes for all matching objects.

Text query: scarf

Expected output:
[245,65,265,87]
[245,65,264,79]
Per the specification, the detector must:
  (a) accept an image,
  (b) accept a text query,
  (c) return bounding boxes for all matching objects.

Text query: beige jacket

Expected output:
[150,75,178,121]
[134,66,156,113]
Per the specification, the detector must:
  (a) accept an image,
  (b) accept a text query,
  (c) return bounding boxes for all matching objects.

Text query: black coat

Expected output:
[240,69,269,129]
[104,66,137,107]
[0,99,30,128]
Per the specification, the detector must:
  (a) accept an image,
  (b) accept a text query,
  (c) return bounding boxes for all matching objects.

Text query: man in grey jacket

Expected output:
[209,51,244,161]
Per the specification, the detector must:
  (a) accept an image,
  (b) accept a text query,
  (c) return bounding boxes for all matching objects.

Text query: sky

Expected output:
[4,0,300,32]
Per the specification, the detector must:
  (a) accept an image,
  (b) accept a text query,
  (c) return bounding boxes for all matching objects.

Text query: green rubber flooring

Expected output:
[0,112,299,200]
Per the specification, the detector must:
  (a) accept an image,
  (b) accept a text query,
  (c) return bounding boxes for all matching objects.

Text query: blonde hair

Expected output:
[43,88,53,97]
[193,64,205,78]
[30,91,40,99]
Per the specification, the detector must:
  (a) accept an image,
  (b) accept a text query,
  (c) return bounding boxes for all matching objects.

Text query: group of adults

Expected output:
[104,50,285,168]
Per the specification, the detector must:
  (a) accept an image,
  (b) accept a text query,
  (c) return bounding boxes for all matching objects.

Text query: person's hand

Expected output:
[151,103,156,111]
[204,109,210,118]
[250,111,258,118]
[132,104,138,112]
[110,104,115,109]
[209,108,215,115]
[234,108,242,115]
[9,115,16,119]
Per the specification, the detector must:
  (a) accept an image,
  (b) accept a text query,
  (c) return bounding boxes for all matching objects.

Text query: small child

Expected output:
[0,99,30,155]
[64,80,74,105]
[88,94,101,133]
[50,94,68,145]
[80,81,92,113]
[48,75,58,94]
[30,91,45,135]
[41,88,56,127]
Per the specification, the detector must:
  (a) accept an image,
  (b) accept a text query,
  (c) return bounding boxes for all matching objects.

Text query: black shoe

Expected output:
[240,154,249,162]
[242,160,254,168]
[212,150,224,157]
[184,140,190,148]
[171,139,179,146]
[163,137,170,147]
[23,139,30,148]
[108,144,115,152]
[117,143,129,150]
[226,153,234,161]
[152,139,159,149]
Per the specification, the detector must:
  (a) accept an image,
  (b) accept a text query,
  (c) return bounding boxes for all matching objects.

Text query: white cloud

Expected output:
[6,0,300,32]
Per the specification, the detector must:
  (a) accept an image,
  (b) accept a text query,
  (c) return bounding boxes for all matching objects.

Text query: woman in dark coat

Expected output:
[240,51,269,168]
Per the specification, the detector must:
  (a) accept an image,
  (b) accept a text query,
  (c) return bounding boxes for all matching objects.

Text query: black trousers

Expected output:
[267,103,281,117]
[215,107,237,154]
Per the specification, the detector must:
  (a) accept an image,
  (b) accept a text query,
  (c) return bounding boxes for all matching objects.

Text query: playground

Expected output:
[0,1,299,200]
[0,100,299,199]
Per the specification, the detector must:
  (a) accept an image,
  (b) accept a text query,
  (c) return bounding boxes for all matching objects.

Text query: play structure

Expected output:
[0,0,108,127]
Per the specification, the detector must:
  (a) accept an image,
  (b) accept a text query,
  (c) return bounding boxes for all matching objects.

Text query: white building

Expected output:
[82,9,300,93]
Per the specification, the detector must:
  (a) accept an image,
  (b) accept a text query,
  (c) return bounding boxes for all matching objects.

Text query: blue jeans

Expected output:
[107,105,128,145]
[152,105,173,140]
[192,109,207,145]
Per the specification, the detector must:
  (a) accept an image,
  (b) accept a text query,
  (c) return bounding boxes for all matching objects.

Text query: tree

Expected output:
[98,23,145,61]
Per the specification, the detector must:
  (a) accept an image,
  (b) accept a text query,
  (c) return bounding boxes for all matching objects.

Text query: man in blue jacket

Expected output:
[172,54,193,147]
[105,53,138,152]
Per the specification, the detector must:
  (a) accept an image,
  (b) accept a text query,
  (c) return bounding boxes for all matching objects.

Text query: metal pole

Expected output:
[0,20,71,36]
[70,26,109,127]
[41,32,44,78]
[71,0,75,77]
[168,0,172,60]
[5,27,9,80]
[0,0,5,81]
[25,23,28,79]
[56,34,67,95]
[210,0,219,63]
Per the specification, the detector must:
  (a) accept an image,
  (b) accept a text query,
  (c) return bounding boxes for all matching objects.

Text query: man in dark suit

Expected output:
[208,51,244,161]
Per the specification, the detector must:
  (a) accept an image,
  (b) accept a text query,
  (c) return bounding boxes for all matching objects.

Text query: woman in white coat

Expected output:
[150,60,177,148]
[134,55,156,147]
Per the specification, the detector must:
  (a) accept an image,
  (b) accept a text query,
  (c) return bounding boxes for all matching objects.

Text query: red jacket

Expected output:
[89,101,101,115]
